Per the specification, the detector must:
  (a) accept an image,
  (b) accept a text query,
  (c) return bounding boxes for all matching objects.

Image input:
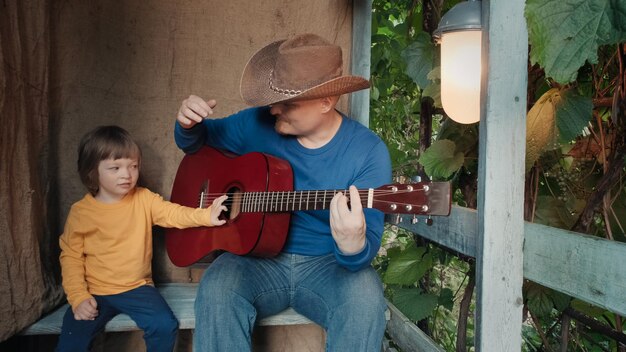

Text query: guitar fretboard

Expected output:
[201,189,371,212]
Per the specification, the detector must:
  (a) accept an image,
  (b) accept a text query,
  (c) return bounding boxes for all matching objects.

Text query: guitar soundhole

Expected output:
[224,186,242,220]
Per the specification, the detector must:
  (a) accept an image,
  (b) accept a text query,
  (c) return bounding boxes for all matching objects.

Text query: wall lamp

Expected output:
[433,0,482,124]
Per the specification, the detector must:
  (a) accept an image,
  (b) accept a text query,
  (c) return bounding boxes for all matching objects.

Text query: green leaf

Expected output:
[534,196,573,229]
[551,291,572,312]
[418,140,464,179]
[556,89,593,143]
[525,282,554,317]
[526,0,626,83]
[371,85,380,101]
[383,246,430,285]
[392,288,439,321]
[524,282,572,317]
[571,299,607,318]
[438,288,455,311]
[385,245,403,259]
[401,32,435,89]
[437,120,479,156]
[422,67,442,107]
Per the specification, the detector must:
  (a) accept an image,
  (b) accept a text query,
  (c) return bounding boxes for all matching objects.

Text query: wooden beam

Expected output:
[387,205,477,257]
[524,223,626,316]
[475,0,528,350]
[385,301,445,352]
[350,0,372,126]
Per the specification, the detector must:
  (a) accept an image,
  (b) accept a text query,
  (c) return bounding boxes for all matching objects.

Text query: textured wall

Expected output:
[52,0,354,284]
[1,0,355,349]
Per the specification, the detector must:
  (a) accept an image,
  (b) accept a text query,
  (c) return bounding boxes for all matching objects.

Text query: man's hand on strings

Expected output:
[330,185,366,255]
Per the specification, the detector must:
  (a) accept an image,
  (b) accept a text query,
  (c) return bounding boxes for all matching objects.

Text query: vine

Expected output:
[371,0,626,350]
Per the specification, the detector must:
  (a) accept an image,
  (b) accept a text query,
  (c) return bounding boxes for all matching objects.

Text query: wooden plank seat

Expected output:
[21,283,313,335]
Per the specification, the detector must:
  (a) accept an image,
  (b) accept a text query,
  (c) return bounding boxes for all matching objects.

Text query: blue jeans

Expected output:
[56,285,178,352]
[193,252,386,351]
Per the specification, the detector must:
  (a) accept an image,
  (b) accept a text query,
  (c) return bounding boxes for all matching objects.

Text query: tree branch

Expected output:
[560,314,571,352]
[529,310,555,352]
[564,307,626,346]
[572,45,626,233]
[456,270,474,352]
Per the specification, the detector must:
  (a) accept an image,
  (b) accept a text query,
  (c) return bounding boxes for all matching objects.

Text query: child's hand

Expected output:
[209,195,228,226]
[73,297,98,321]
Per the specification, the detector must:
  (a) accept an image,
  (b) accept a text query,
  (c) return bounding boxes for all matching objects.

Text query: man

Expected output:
[174,33,392,351]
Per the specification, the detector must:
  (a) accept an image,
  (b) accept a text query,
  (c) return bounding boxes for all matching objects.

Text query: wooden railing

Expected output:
[384,206,626,350]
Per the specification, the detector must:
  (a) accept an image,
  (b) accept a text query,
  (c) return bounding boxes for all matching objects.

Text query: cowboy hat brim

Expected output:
[240,39,370,107]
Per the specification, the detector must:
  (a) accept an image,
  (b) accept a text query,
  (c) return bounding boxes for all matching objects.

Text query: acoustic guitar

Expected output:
[165,146,451,267]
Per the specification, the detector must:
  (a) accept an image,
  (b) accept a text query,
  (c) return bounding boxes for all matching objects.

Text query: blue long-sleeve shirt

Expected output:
[174,106,391,271]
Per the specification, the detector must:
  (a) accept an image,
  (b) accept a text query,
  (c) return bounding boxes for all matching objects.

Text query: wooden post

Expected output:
[350,0,372,127]
[475,0,527,350]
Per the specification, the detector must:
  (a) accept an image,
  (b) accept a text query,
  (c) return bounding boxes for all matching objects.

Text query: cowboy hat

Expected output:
[240,33,370,107]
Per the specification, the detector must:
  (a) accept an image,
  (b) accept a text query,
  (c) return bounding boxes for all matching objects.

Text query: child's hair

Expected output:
[77,125,142,195]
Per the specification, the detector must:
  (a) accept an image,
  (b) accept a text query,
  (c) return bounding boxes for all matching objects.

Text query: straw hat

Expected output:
[240,33,370,107]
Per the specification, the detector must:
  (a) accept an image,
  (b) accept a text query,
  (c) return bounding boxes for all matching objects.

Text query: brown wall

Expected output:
[2,0,357,348]
[53,0,354,283]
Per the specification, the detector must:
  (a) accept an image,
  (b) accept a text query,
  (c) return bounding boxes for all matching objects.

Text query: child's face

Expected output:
[95,157,139,202]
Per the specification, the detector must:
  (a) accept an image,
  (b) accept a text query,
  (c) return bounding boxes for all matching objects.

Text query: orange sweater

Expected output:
[59,187,214,309]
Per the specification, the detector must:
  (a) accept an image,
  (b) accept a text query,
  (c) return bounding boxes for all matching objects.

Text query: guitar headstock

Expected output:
[371,182,451,216]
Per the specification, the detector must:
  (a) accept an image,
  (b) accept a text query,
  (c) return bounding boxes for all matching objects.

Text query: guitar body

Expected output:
[166,147,293,267]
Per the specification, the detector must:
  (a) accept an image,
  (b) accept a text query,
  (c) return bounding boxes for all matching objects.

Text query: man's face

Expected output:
[269,99,326,136]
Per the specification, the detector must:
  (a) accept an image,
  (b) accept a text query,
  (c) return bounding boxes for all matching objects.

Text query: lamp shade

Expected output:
[434,0,482,124]
[440,30,481,124]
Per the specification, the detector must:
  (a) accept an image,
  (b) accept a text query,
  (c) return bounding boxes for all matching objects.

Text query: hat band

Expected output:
[269,69,302,97]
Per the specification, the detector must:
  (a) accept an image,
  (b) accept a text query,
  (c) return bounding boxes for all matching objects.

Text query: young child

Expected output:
[56,125,227,352]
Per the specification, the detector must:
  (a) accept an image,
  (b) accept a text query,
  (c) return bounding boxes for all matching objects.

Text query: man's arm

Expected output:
[330,139,392,271]
[174,122,207,154]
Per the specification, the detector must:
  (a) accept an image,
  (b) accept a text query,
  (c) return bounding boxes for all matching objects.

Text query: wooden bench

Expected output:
[21,283,314,335]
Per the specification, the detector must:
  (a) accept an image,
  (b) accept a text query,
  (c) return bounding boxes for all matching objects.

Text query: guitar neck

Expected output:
[198,182,451,216]
[205,189,363,213]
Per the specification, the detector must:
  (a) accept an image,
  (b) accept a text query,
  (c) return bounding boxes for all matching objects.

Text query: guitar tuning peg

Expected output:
[426,216,433,226]
[411,215,418,224]
[411,175,422,183]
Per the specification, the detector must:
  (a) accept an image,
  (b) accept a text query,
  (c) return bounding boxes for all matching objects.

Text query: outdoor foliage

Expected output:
[371,0,626,351]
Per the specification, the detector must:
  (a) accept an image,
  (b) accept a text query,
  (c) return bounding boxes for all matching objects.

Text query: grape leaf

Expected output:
[383,246,431,285]
[418,139,464,179]
[401,32,435,89]
[526,0,626,83]
[555,89,593,143]
[392,288,439,321]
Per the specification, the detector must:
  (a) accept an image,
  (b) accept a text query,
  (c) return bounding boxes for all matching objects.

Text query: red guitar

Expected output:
[166,146,451,267]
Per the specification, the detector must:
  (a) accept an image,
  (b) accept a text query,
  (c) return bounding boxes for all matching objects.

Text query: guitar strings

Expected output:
[199,189,423,201]
[197,190,426,198]
[196,189,428,197]
[194,189,428,209]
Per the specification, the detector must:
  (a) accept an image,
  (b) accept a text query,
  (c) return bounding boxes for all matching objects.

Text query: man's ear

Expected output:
[319,96,339,113]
